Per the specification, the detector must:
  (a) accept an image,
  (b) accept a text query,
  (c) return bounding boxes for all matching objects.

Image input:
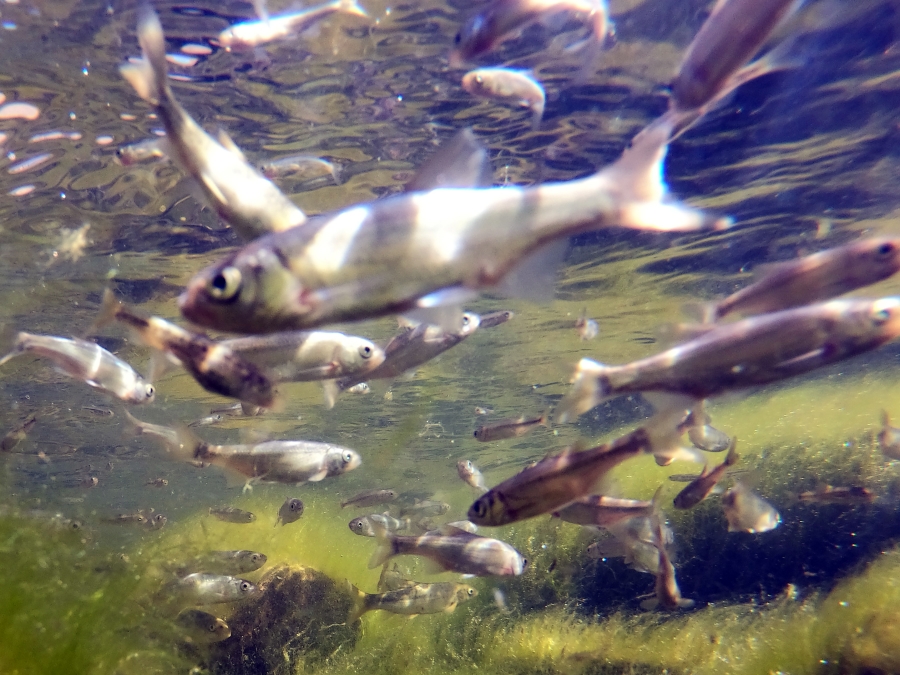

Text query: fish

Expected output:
[345,383,370,395]
[188,414,225,428]
[178,121,727,335]
[793,485,875,505]
[258,155,342,184]
[0,332,155,404]
[123,409,182,451]
[348,581,477,622]
[349,513,413,538]
[147,513,168,530]
[222,330,385,383]
[457,460,488,493]
[341,489,399,509]
[120,6,307,240]
[163,573,261,606]
[706,238,900,322]
[552,487,660,529]
[477,310,514,328]
[590,515,674,575]
[174,550,268,576]
[94,290,279,409]
[399,500,450,518]
[146,477,169,487]
[721,480,781,533]
[640,517,694,611]
[79,476,100,489]
[451,0,613,68]
[575,310,599,341]
[461,69,546,127]
[878,411,900,460]
[468,413,686,527]
[474,406,493,416]
[0,415,36,452]
[217,0,367,52]
[332,313,480,401]
[685,406,731,453]
[209,506,257,524]
[275,497,305,526]
[103,512,148,525]
[368,526,527,577]
[115,135,168,166]
[377,563,413,592]
[81,405,114,417]
[473,412,548,442]
[673,439,738,509]
[556,297,900,423]
[175,609,231,644]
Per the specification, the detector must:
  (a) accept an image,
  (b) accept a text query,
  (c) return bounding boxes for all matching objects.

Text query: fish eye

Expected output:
[208,266,242,302]
[359,344,373,359]
[145,384,155,399]
[472,500,487,517]
[240,581,252,592]
[343,451,353,464]
[522,558,529,571]
[292,501,302,511]
[878,242,895,256]
[461,315,470,326]
[208,623,218,633]
[251,553,261,563]
[873,308,892,325]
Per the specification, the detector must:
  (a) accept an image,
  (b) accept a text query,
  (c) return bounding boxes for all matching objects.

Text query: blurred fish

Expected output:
[147,513,168,530]
[462,69,546,127]
[349,513,412,537]
[457,460,488,493]
[686,406,731,453]
[179,121,726,335]
[474,406,493,415]
[706,239,900,322]
[442,521,478,534]
[341,489,398,509]
[673,439,738,509]
[575,309,599,341]
[146,477,169,487]
[115,135,168,166]
[175,550,267,576]
[94,290,279,409]
[451,0,613,68]
[557,298,900,423]
[640,517,694,611]
[0,332,155,404]
[175,609,231,644]
[223,330,384,383]
[79,476,100,489]
[377,562,413,592]
[162,573,260,606]
[218,0,367,52]
[123,409,181,450]
[349,581,476,622]
[258,155,342,184]
[878,411,900,460]
[477,310,514,328]
[209,506,257,524]
[81,405,114,417]
[1,415,36,452]
[721,481,781,533]
[793,485,874,505]
[120,6,306,240]
[275,497,305,526]
[473,412,547,442]
[188,414,225,428]
[369,526,526,577]
[553,487,660,529]
[345,382,370,395]
[399,500,450,518]
[103,512,148,526]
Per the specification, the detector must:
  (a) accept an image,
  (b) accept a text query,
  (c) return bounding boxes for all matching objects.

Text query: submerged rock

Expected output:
[209,564,359,674]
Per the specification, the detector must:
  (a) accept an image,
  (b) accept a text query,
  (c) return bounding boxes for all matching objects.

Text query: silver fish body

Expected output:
[457,460,488,493]
[258,155,342,184]
[175,609,231,643]
[349,582,476,622]
[165,573,261,605]
[721,481,781,533]
[209,506,257,524]
[349,513,411,537]
[176,550,268,575]
[553,493,656,529]
[341,489,398,509]
[462,69,546,125]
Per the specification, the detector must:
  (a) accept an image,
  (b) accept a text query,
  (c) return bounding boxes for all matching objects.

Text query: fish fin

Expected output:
[336,0,368,18]
[723,439,739,467]
[271,362,337,382]
[653,446,705,466]
[639,597,659,611]
[88,288,123,337]
[307,469,330,482]
[240,402,263,416]
[678,598,695,608]
[367,524,395,569]
[420,557,447,575]
[0,338,24,368]
[322,380,340,410]
[347,582,369,623]
[494,239,568,303]
[404,292,473,333]
[405,128,492,192]
[680,301,719,325]
[148,349,179,383]
[554,359,610,423]
[120,4,170,107]
[216,128,246,161]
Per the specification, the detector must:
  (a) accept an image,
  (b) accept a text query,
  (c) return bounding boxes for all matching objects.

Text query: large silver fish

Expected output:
[162,573,261,606]
[179,123,727,334]
[348,581,476,622]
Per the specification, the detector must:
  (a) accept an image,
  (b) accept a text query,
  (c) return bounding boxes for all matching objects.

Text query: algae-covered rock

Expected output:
[841,610,900,675]
[209,564,359,675]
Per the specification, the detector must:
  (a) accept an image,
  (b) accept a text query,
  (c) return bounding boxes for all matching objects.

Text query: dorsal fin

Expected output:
[405,128,492,192]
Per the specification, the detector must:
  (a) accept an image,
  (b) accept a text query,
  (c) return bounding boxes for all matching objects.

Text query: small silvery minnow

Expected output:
[473,412,547,442]
[175,609,231,644]
[368,525,526,577]
[349,513,412,538]
[188,414,225,428]
[399,500,450,518]
[210,506,257,524]
[685,406,731,453]
[1,415,36,452]
[162,573,261,606]
[552,487,661,529]
[462,69,545,127]
[120,6,306,240]
[179,121,727,335]
[341,489,398,509]
[275,497,305,526]
[457,460,488,493]
[173,550,267,576]
[345,382,370,395]
[0,333,155,404]
[114,135,168,166]
[640,517,694,611]
[218,0,367,52]
[575,309,599,341]
[721,480,781,533]
[673,439,738,510]
[477,310,514,328]
[258,155,342,185]
[878,411,900,460]
[348,581,476,622]
[557,297,900,423]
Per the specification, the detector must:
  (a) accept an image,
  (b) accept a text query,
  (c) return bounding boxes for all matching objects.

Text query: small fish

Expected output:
[94,290,280,409]
[457,460,488,493]
[275,497,305,526]
[368,526,527,577]
[442,521,478,534]
[123,409,182,450]
[175,609,231,644]
[115,135,168,166]
[478,310,514,329]
[120,6,307,240]
[474,412,548,442]
[81,405,114,417]
[557,297,900,423]
[345,383,370,395]
[640,517,694,611]
[399,500,450,518]
[209,506,257,524]
[462,69,546,127]
[1,415,36,452]
[147,513,168,530]
[258,155,342,184]
[349,513,412,538]
[686,407,731,453]
[474,406,493,416]
[163,573,261,606]
[218,0,367,51]
[79,476,100,489]
[878,411,900,460]
[377,562,413,592]
[673,439,738,510]
[721,480,781,533]
[553,489,660,529]
[0,333,154,404]
[794,485,875,505]
[575,310,599,341]
[175,550,267,576]
[348,581,477,622]
[146,477,169,487]
[104,512,148,526]
[341,489,398,509]
[188,414,225,428]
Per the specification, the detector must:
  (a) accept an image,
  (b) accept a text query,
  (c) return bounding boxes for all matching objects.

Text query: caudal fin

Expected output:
[367,523,396,569]
[346,582,369,623]
[554,359,610,424]
[119,4,170,107]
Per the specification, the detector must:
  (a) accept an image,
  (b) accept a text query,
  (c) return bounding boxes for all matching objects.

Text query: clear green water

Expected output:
[2,0,900,673]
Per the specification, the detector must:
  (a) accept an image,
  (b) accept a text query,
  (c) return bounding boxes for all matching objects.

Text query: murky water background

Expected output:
[3,0,900,673]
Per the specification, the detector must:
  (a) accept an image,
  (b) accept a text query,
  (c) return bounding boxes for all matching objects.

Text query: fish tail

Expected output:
[347,582,370,623]
[88,288,124,337]
[367,523,396,569]
[554,359,610,423]
[643,404,697,464]
[119,4,170,107]
[882,410,891,428]
[0,333,26,368]
[723,438,739,467]
[329,162,343,185]
[337,0,368,18]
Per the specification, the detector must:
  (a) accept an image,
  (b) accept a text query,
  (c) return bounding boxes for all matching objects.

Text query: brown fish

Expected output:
[209,506,257,524]
[473,413,548,442]
[673,439,739,510]
[640,517,694,611]
[1,415,36,452]
[478,310,514,328]
[794,485,874,505]
[553,488,660,529]
[341,489,398,509]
